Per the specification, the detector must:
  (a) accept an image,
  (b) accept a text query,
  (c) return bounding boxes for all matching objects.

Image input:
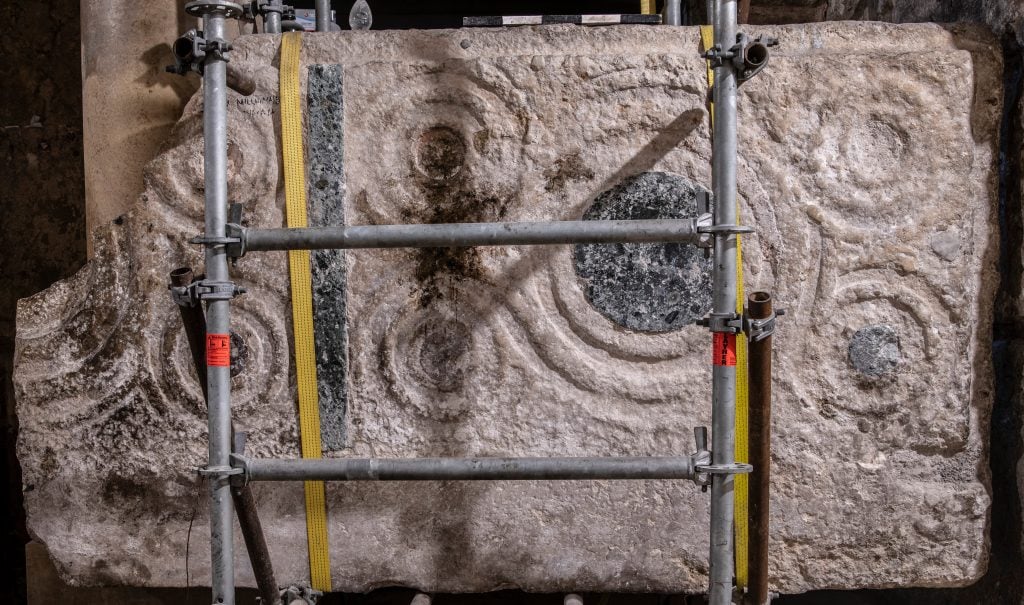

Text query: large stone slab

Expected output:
[14,22,1001,593]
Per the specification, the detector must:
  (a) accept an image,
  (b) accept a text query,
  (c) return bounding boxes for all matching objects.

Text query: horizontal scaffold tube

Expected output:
[237,455,697,482]
[241,217,708,252]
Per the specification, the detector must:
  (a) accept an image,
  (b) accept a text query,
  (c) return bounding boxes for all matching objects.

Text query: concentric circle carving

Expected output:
[157,292,289,419]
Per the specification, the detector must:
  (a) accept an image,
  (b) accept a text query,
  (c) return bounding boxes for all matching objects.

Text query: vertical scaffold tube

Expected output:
[315,0,330,31]
[664,0,682,25]
[709,1,739,605]
[172,266,277,604]
[202,10,235,605]
[264,0,282,33]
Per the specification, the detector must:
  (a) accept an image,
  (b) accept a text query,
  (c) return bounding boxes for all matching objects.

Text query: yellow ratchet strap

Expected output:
[700,23,750,591]
[641,0,657,15]
[280,31,333,593]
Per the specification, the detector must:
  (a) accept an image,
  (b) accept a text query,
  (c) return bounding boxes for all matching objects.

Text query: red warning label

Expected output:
[712,333,737,367]
[206,333,231,367]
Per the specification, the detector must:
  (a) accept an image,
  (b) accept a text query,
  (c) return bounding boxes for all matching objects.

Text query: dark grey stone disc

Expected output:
[573,172,712,333]
[848,324,901,378]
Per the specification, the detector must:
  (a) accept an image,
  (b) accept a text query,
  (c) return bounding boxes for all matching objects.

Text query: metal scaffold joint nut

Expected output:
[695,462,754,475]
[197,465,245,479]
[166,29,234,75]
[190,233,242,247]
[744,308,785,342]
[169,279,246,307]
[700,44,734,68]
[697,312,743,334]
[698,224,755,235]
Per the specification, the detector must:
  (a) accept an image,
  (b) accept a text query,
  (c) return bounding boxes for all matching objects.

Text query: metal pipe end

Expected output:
[564,594,584,605]
[227,66,257,96]
[169,267,195,287]
[743,41,769,71]
[749,291,771,305]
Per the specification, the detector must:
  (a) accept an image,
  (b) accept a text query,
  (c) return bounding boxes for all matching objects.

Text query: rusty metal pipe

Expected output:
[168,268,280,605]
[232,482,280,605]
[746,291,773,605]
[170,267,208,394]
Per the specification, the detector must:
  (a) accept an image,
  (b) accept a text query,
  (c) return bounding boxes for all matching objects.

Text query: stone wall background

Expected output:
[2,1,1023,604]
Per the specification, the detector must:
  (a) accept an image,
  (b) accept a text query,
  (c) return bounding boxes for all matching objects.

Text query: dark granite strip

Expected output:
[462,16,502,26]
[620,14,663,24]
[542,15,582,24]
[307,64,347,451]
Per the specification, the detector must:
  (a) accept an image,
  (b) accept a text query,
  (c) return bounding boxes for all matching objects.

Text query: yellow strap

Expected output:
[640,0,656,14]
[280,31,333,593]
[700,26,715,126]
[734,211,750,591]
[700,24,749,590]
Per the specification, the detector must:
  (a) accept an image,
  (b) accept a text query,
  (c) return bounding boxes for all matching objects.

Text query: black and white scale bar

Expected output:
[463,14,662,27]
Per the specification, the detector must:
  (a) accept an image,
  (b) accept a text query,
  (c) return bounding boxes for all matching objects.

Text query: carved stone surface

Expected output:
[14,22,1001,594]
